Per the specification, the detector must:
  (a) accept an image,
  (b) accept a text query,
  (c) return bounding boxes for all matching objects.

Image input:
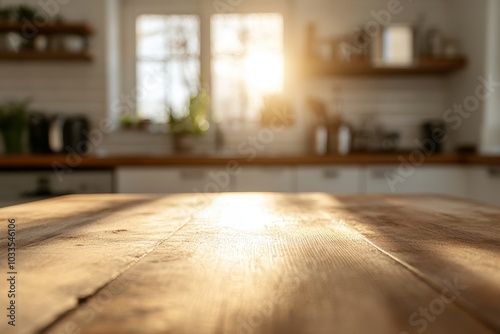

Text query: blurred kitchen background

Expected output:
[0,0,499,207]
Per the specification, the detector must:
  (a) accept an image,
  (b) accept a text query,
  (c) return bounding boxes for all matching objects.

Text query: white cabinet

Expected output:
[235,167,296,192]
[115,165,500,202]
[468,166,500,206]
[365,166,468,197]
[116,167,235,193]
[297,166,362,194]
[0,170,113,207]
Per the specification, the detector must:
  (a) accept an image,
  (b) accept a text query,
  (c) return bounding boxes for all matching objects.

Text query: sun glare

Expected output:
[244,52,284,93]
[214,194,271,231]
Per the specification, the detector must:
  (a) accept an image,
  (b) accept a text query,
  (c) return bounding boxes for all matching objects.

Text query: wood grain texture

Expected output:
[1,194,499,333]
[0,194,215,334]
[302,57,468,76]
[319,194,500,331]
[0,193,488,334]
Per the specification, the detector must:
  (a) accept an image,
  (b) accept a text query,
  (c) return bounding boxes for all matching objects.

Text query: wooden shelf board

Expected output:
[0,153,498,169]
[0,51,92,61]
[304,57,468,76]
[0,22,93,35]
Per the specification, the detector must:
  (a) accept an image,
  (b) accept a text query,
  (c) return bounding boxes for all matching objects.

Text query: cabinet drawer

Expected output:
[297,167,361,194]
[469,166,500,206]
[365,166,467,197]
[235,167,296,192]
[116,167,234,193]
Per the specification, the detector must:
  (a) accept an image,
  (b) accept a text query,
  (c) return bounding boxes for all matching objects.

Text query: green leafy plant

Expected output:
[0,6,14,22]
[119,113,137,129]
[119,113,152,131]
[0,100,29,131]
[16,5,37,22]
[168,88,210,135]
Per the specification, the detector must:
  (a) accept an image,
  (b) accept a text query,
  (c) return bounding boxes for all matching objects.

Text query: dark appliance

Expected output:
[49,114,90,154]
[421,120,446,154]
[28,113,51,154]
[63,115,90,154]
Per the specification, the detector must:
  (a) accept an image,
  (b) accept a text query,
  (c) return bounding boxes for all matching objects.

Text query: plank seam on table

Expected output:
[323,209,499,333]
[37,195,218,334]
[38,217,194,333]
[40,193,495,334]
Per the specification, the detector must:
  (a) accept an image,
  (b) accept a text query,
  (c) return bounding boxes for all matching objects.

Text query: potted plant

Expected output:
[16,5,37,23]
[0,100,29,154]
[119,113,137,130]
[0,6,14,22]
[119,113,152,132]
[168,88,210,153]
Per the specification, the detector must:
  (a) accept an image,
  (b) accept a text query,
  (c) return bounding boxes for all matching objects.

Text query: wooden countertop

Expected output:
[1,193,499,333]
[0,153,499,168]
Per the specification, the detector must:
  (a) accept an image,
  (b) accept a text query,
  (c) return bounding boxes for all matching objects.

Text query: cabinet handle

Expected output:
[179,170,206,180]
[322,169,339,179]
[488,167,500,178]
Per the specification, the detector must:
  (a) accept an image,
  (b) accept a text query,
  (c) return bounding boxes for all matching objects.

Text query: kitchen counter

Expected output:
[1,193,499,333]
[0,153,499,169]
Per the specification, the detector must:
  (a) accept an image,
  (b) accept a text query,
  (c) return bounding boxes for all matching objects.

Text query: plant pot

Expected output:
[1,129,24,154]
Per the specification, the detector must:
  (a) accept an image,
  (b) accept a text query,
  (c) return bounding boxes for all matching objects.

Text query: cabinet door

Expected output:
[116,167,234,193]
[365,166,468,197]
[235,167,296,192]
[0,170,113,207]
[469,166,500,206]
[297,166,361,194]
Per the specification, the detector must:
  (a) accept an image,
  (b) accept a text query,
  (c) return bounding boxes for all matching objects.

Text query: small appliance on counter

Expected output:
[379,132,401,152]
[27,111,91,155]
[48,114,66,153]
[421,120,446,154]
[63,115,90,153]
[28,113,51,154]
[350,113,401,153]
[41,113,90,154]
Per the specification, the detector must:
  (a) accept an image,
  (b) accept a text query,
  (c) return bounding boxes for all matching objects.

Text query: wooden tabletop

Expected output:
[0,193,499,334]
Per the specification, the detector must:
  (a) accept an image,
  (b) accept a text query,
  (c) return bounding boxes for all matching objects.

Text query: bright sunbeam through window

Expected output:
[244,51,284,93]
[212,13,284,122]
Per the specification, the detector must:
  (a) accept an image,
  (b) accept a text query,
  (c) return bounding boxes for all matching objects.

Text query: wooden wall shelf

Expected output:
[0,23,93,35]
[1,153,499,169]
[303,56,468,76]
[0,51,92,61]
[0,22,93,62]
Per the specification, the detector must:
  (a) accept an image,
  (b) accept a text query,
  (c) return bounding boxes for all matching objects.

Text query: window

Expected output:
[136,15,200,123]
[211,14,284,123]
[124,1,286,125]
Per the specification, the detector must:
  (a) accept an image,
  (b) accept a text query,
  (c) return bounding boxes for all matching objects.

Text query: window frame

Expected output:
[120,0,291,125]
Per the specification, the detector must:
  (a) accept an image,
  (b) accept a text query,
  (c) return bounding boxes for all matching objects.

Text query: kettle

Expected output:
[49,115,90,154]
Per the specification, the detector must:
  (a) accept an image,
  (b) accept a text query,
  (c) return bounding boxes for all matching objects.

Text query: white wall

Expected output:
[481,0,500,153]
[447,0,489,150]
